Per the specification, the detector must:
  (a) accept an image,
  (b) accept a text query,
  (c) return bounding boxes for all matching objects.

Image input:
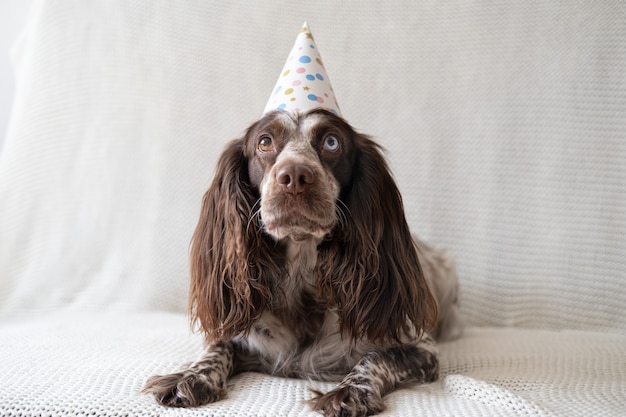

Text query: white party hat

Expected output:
[263,22,341,116]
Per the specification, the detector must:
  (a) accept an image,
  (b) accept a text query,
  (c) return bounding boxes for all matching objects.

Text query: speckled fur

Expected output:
[143,110,462,417]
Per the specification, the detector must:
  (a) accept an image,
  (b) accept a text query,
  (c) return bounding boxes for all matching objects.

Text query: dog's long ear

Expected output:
[189,137,281,341]
[319,133,438,344]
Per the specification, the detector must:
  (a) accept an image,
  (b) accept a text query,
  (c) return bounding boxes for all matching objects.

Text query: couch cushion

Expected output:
[0,312,624,416]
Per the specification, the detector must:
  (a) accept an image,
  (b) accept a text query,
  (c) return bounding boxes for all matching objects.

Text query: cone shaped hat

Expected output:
[263,22,341,116]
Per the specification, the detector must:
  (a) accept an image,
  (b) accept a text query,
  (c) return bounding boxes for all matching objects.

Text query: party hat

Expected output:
[263,22,341,116]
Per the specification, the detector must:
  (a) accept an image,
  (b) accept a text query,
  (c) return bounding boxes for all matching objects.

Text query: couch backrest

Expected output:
[1,1,624,331]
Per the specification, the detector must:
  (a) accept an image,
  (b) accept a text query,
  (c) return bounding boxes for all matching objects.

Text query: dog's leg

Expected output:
[143,340,234,407]
[311,336,439,417]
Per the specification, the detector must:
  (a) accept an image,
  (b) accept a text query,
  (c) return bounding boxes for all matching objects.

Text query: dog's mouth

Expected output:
[261,203,336,241]
[259,175,340,241]
[263,214,336,241]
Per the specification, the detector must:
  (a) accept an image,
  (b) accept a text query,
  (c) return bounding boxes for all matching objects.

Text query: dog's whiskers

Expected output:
[247,198,263,233]
[335,199,350,229]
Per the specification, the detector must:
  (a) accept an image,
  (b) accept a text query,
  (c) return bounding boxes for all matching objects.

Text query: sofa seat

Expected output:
[1,312,624,416]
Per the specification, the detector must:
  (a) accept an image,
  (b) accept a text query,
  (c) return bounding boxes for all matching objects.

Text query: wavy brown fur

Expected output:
[189,133,285,340]
[146,109,461,417]
[317,131,438,344]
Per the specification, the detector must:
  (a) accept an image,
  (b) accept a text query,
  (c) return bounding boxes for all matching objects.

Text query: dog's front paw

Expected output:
[142,371,227,408]
[311,385,385,417]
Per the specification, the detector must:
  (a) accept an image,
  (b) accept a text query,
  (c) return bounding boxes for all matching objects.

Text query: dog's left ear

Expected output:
[319,133,438,344]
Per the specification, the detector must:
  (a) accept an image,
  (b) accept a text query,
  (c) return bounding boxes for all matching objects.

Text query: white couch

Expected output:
[1,1,624,416]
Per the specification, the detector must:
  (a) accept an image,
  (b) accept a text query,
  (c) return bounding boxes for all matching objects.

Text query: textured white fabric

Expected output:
[1,313,624,417]
[0,1,625,416]
[1,0,625,330]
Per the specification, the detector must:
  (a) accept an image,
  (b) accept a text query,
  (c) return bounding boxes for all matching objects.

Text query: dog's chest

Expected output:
[284,239,319,296]
[242,239,360,379]
[280,239,327,340]
[248,306,354,380]
[254,239,325,339]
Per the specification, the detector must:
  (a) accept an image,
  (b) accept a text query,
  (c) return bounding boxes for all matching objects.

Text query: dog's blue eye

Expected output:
[323,135,340,152]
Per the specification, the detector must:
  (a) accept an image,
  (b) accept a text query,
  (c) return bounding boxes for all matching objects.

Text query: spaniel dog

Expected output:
[143,109,462,417]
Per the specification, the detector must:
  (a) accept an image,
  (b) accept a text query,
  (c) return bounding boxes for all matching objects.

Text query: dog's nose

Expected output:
[276,164,315,195]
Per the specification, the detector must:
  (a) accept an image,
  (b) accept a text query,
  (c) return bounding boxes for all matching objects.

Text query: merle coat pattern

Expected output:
[143,109,462,417]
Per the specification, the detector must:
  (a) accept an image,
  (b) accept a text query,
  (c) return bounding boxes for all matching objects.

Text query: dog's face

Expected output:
[245,109,356,241]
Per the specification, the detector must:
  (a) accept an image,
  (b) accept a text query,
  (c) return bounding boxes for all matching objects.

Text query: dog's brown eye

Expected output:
[323,135,340,152]
[258,136,274,152]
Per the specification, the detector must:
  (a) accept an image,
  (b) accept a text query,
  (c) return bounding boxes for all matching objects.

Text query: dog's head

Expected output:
[246,109,355,241]
[190,109,437,343]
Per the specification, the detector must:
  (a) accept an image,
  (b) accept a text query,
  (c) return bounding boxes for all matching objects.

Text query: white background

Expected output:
[0,0,32,155]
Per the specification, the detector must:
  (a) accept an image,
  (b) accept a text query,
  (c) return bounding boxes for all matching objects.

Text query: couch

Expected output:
[1,1,624,416]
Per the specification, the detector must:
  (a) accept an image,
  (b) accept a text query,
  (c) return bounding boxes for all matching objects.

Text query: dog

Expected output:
[143,108,462,417]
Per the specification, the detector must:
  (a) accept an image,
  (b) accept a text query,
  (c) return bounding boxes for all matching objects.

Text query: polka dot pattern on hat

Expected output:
[263,22,341,116]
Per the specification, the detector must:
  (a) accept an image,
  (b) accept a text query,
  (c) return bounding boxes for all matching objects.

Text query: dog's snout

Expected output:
[277,164,315,195]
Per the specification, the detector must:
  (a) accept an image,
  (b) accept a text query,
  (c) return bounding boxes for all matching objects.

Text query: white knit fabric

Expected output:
[1,1,625,416]
[1,312,624,417]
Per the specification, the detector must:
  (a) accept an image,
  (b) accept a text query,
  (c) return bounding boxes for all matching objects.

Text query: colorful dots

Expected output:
[304,92,326,104]
[262,23,342,117]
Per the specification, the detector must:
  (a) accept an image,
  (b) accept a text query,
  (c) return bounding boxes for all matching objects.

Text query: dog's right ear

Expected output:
[188,136,280,341]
